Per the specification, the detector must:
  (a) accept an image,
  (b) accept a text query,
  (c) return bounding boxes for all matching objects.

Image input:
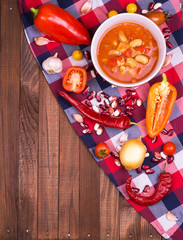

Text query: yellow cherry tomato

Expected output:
[108,10,118,18]
[72,50,83,61]
[126,3,137,13]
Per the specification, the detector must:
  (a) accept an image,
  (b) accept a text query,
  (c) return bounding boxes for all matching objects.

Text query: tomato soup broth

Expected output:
[97,22,159,83]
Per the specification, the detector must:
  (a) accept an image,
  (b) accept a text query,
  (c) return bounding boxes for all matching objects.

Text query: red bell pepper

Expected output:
[30,3,91,45]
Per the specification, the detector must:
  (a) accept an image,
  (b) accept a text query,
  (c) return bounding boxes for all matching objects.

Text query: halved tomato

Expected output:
[62,66,87,93]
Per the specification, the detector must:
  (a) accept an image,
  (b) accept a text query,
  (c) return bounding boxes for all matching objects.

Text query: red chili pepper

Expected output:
[58,91,131,129]
[30,3,91,45]
[126,164,172,206]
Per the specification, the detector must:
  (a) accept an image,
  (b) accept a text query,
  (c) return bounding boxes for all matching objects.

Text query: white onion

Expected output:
[119,138,146,170]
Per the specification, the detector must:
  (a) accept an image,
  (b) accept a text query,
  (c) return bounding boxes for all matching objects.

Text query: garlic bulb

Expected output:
[34,37,55,46]
[42,53,63,74]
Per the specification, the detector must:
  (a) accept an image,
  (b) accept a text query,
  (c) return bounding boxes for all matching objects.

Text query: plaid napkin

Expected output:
[18,0,183,239]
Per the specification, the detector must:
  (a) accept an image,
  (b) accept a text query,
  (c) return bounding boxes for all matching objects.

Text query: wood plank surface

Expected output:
[59,108,79,240]
[0,1,21,239]
[18,24,39,240]
[100,170,119,240]
[0,1,182,240]
[79,143,100,240]
[38,72,59,239]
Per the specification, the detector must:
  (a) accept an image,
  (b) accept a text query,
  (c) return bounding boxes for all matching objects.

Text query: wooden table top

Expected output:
[0,1,182,239]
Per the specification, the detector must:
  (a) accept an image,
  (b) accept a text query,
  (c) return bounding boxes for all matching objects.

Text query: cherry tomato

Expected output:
[126,3,137,13]
[146,11,165,26]
[95,142,110,159]
[163,142,176,155]
[108,10,118,18]
[62,66,87,93]
[72,50,83,61]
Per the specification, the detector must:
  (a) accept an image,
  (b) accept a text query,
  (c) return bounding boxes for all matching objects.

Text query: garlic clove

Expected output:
[119,132,128,143]
[42,52,63,74]
[162,54,173,68]
[53,52,58,58]
[34,36,55,46]
[166,211,179,221]
[81,1,92,15]
[73,113,83,123]
[116,145,122,151]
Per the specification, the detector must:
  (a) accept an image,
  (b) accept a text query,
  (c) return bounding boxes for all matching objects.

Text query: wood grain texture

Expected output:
[79,143,100,240]
[120,197,141,240]
[38,72,59,240]
[0,1,182,240]
[18,25,39,240]
[59,108,79,240]
[140,216,162,240]
[0,0,21,239]
[100,169,119,240]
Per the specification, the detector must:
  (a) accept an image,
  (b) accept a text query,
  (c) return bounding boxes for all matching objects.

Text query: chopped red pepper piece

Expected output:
[106,58,118,68]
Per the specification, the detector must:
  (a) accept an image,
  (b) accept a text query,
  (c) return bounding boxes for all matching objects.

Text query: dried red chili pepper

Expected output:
[126,164,172,206]
[30,3,91,45]
[146,74,177,138]
[58,91,131,129]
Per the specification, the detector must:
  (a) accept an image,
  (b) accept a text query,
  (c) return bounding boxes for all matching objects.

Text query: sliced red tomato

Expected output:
[124,48,132,58]
[62,66,87,93]
[106,58,118,68]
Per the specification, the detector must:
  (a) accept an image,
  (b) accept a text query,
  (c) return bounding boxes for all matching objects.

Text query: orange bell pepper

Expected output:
[146,73,177,138]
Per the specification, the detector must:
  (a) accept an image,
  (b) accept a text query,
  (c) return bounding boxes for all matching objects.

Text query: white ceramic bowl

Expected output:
[91,13,166,88]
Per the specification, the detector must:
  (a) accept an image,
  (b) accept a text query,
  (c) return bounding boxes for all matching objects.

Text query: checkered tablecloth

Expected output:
[18,0,183,239]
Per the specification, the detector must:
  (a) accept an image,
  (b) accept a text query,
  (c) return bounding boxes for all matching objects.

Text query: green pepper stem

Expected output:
[163,163,167,173]
[161,73,168,84]
[30,7,39,18]
[130,122,146,129]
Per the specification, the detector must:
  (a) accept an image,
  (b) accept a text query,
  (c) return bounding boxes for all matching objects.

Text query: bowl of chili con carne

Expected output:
[91,13,166,87]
